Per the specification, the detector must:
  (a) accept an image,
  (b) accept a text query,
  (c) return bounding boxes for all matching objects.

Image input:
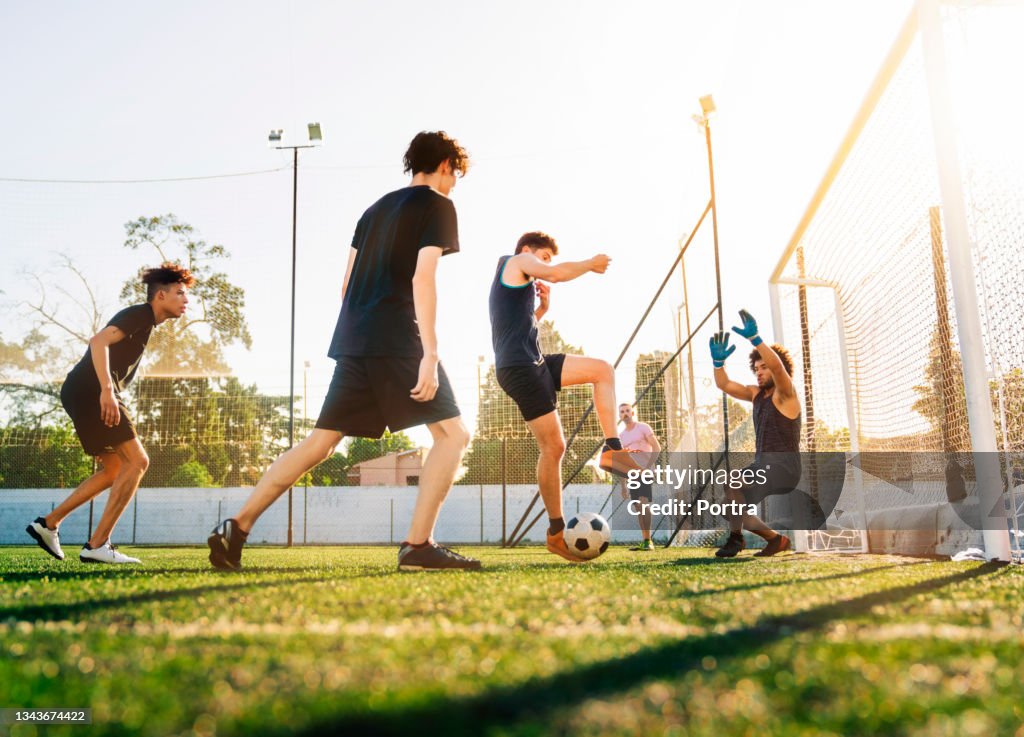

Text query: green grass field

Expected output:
[1,545,1021,737]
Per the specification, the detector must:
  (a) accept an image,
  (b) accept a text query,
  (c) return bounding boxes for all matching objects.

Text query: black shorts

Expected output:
[60,380,137,456]
[629,481,654,502]
[495,353,566,422]
[315,356,461,438]
[735,457,802,505]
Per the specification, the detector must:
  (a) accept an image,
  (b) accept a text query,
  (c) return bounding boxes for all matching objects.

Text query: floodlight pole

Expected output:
[273,137,318,549]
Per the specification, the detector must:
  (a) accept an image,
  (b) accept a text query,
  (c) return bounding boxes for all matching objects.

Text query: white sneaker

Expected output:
[79,542,141,565]
[26,517,65,560]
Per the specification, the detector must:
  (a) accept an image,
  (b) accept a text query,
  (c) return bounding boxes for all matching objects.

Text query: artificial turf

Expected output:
[0,545,1021,737]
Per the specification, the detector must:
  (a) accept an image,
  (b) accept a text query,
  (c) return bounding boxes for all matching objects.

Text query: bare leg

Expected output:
[46,453,121,529]
[559,356,618,439]
[725,488,777,540]
[638,495,652,540]
[88,440,148,548]
[526,411,567,521]
[405,417,471,544]
[235,429,344,532]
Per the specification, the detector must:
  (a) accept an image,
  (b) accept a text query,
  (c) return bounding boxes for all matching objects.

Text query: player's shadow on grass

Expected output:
[671,562,919,600]
[296,562,1006,737]
[0,569,394,623]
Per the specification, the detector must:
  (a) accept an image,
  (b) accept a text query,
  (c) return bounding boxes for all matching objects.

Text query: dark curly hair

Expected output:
[515,231,559,255]
[142,262,195,301]
[750,343,794,376]
[403,131,470,177]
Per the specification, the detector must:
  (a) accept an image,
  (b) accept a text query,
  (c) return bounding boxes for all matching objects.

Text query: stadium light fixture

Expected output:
[267,120,324,547]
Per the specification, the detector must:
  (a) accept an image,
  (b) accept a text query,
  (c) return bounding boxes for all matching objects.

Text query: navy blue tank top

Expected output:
[489,255,543,368]
[753,388,801,457]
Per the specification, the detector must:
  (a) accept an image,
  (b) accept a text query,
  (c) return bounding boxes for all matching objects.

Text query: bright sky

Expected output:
[1,0,916,445]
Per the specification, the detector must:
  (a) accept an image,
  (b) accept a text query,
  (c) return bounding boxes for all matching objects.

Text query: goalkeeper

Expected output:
[709,309,801,558]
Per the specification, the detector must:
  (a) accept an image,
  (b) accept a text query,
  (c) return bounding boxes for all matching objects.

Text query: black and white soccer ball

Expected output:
[563,512,611,560]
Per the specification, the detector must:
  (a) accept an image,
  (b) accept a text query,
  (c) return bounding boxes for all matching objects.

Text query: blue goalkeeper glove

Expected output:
[731,309,763,346]
[709,331,735,368]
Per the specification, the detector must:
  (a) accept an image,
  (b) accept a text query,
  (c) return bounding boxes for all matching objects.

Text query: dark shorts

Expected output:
[315,356,461,438]
[60,380,137,456]
[629,480,654,502]
[735,457,802,505]
[495,353,566,422]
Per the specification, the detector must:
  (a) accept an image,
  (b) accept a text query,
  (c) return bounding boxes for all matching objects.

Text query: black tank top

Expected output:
[489,255,543,368]
[753,388,801,458]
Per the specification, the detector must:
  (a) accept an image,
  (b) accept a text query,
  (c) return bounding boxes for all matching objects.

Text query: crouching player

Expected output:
[26,263,194,564]
[709,309,800,557]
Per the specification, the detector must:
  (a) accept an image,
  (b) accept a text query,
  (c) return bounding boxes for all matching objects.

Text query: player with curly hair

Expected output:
[709,309,801,558]
[26,263,194,564]
[209,131,481,572]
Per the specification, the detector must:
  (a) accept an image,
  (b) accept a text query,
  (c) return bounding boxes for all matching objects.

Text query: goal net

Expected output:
[769,0,1023,557]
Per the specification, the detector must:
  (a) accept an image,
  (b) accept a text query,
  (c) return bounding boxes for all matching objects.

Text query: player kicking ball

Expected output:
[26,264,194,564]
[208,131,480,572]
[488,231,641,562]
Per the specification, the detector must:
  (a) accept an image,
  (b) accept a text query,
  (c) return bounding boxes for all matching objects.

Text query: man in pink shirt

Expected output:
[618,403,662,550]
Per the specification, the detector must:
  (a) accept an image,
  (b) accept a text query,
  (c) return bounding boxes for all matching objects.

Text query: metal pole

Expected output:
[920,0,1009,561]
[287,146,298,549]
[705,118,729,457]
[501,437,507,546]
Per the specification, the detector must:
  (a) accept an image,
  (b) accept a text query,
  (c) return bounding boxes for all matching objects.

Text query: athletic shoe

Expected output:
[26,517,65,560]
[208,519,247,571]
[714,533,745,558]
[631,538,655,551]
[397,541,482,571]
[753,534,791,557]
[79,542,141,565]
[599,446,643,478]
[546,530,587,563]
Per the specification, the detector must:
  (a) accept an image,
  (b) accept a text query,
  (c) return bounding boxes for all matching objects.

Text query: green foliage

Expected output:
[120,213,252,374]
[167,460,214,488]
[0,424,91,488]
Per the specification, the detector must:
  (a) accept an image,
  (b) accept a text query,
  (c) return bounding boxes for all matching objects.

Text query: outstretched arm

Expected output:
[711,331,756,402]
[511,252,610,284]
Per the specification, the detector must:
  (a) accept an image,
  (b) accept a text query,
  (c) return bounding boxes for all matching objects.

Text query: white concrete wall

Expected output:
[2,484,661,546]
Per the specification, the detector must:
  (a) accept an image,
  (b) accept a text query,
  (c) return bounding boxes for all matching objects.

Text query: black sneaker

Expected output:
[753,534,791,557]
[398,542,482,571]
[715,533,745,558]
[208,519,247,571]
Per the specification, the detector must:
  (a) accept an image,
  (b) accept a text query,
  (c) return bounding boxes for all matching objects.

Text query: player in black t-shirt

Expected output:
[25,263,194,565]
[209,131,480,572]
[488,231,641,562]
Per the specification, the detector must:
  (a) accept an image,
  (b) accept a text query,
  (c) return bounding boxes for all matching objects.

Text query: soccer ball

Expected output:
[563,512,611,560]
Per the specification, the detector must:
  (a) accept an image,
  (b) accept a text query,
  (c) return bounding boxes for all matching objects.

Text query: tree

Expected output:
[119,213,251,374]
[168,460,214,488]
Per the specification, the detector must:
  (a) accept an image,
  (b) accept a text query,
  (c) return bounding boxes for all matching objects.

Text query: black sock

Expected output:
[729,530,744,540]
[604,437,622,451]
[548,517,565,536]
[401,540,431,549]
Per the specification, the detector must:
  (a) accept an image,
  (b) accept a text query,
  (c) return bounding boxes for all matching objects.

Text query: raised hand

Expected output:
[731,309,763,346]
[709,331,736,368]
